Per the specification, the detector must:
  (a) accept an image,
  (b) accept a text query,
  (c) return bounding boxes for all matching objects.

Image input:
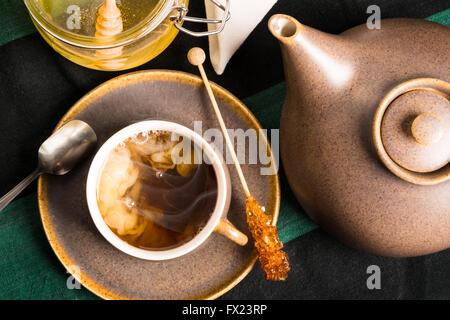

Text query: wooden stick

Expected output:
[95,0,123,37]
[188,47,251,198]
[95,0,124,69]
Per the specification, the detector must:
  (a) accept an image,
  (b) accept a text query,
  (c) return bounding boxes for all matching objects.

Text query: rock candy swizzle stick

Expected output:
[187,47,290,281]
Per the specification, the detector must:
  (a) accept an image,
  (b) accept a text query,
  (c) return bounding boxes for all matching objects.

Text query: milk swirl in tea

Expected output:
[97,131,217,250]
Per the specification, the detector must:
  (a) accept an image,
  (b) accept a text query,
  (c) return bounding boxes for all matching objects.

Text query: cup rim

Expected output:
[86,120,229,261]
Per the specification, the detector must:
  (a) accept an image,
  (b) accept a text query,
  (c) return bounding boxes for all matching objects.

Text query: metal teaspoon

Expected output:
[0,120,97,211]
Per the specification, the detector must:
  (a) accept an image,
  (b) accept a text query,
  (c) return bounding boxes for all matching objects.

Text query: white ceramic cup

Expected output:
[86,120,248,261]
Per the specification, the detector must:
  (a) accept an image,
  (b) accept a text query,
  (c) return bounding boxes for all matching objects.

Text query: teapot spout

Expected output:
[268,14,354,88]
[268,14,301,43]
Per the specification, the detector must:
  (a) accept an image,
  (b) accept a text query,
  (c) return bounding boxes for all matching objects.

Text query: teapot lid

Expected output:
[373,78,450,185]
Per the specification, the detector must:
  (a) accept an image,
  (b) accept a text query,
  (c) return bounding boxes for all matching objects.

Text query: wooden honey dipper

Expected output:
[95,0,125,69]
[188,47,290,281]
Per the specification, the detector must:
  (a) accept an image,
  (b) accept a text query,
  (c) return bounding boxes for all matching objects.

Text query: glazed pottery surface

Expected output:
[38,70,280,299]
[269,16,450,257]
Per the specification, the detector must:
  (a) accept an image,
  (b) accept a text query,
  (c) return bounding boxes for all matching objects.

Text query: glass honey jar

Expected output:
[23,0,230,71]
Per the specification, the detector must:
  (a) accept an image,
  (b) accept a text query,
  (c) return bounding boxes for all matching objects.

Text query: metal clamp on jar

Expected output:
[171,0,230,37]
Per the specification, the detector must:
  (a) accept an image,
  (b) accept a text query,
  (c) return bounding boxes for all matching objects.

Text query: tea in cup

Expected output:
[86,120,247,260]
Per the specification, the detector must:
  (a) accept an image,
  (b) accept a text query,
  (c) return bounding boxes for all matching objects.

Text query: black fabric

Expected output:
[0,0,449,299]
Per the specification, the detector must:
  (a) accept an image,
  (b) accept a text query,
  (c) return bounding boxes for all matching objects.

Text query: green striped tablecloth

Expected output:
[0,1,35,46]
[0,7,448,299]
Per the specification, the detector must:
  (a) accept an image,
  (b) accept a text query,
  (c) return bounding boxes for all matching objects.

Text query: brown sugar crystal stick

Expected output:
[187,47,290,281]
[95,0,124,69]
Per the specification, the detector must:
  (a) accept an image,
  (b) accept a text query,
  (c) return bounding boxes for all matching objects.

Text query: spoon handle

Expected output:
[0,169,41,212]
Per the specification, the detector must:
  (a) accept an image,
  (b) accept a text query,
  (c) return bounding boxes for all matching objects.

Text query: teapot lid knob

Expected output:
[411,113,444,145]
[373,78,450,185]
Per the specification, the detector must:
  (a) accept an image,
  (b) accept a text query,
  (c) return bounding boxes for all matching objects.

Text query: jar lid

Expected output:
[373,78,450,185]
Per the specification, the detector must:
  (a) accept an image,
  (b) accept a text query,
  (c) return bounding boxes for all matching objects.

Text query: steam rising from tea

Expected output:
[97,131,217,250]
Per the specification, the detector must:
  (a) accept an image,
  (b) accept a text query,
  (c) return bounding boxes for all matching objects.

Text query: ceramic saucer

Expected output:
[38,70,280,299]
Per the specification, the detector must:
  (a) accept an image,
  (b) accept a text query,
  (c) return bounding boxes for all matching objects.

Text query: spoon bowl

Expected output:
[38,120,97,175]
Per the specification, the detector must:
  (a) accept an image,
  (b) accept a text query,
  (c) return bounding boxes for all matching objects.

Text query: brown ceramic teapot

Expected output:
[268,15,450,257]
